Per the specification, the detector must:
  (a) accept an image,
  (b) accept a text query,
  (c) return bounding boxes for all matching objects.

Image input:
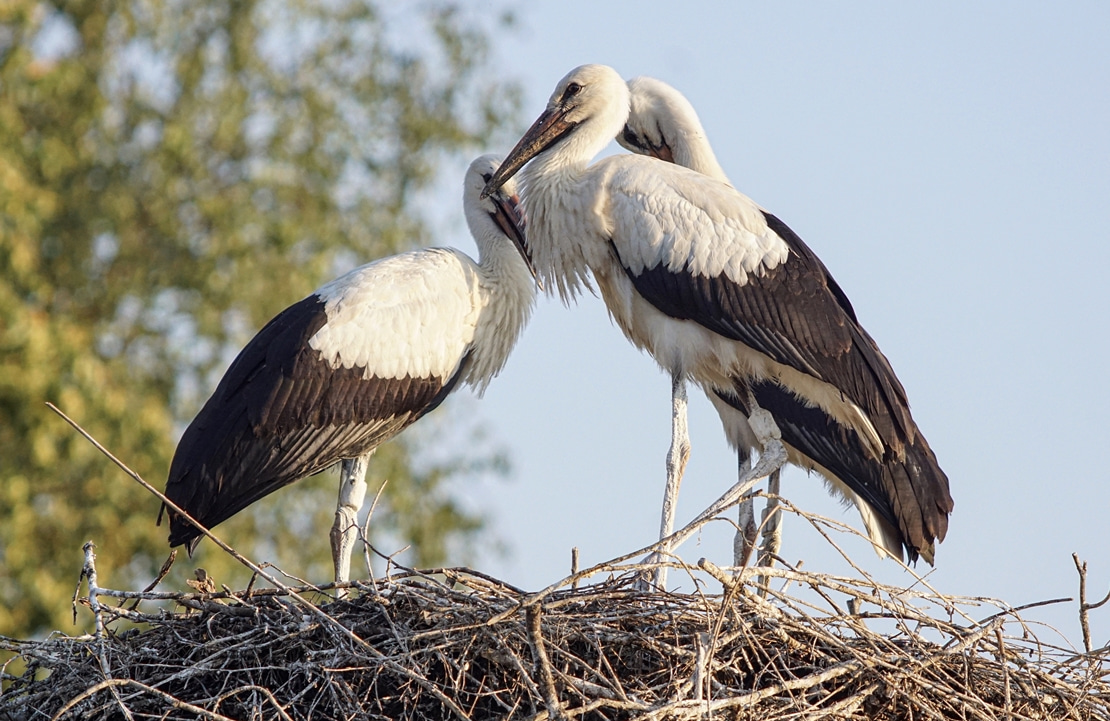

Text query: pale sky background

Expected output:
[425,1,1110,648]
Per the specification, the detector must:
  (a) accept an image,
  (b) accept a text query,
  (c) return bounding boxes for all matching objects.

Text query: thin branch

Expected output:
[1072,552,1109,656]
[527,604,565,721]
[47,402,475,721]
[51,679,238,721]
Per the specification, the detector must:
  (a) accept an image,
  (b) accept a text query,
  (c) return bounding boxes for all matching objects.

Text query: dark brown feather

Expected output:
[718,379,952,563]
[615,209,952,561]
[616,211,914,455]
[163,294,469,550]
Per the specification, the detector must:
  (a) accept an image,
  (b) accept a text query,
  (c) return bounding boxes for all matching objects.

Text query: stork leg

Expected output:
[664,395,786,561]
[733,452,757,567]
[753,468,783,596]
[758,469,782,568]
[641,372,691,590]
[331,452,371,595]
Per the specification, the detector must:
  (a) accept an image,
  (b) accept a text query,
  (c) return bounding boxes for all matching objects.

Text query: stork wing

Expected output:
[604,160,914,449]
[164,249,478,548]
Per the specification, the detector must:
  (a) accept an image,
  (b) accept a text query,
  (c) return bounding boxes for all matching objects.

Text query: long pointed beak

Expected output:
[490,191,543,290]
[482,106,577,199]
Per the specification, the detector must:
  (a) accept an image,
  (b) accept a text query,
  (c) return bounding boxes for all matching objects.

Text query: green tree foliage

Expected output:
[0,0,520,637]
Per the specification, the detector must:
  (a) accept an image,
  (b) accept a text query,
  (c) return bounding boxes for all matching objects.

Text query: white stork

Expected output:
[617,75,953,567]
[162,155,537,586]
[483,65,952,582]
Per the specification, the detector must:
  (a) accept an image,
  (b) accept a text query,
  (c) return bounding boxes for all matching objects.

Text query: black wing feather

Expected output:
[614,207,953,560]
[163,294,469,550]
[615,211,914,452]
[718,378,952,562]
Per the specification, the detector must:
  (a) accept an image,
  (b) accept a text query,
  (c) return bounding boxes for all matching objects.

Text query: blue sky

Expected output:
[430,2,1110,647]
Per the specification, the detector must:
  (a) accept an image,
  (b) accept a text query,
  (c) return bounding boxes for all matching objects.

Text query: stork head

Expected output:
[618,76,697,163]
[482,64,630,198]
[465,154,539,284]
[618,76,729,184]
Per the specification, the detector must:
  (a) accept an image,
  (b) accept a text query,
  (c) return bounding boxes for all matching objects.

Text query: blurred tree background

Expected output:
[0,0,521,637]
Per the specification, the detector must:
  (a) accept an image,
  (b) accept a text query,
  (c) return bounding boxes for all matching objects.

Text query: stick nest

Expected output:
[2,557,1108,721]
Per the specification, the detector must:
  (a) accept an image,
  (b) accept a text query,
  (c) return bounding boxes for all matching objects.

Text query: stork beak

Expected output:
[620,127,675,164]
[646,140,674,164]
[489,190,542,290]
[482,106,577,199]
[619,126,675,164]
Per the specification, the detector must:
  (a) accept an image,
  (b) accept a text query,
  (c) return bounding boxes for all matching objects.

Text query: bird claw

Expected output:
[633,551,668,592]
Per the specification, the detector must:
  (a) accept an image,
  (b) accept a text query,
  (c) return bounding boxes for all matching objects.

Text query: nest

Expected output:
[3,541,1110,721]
[5,408,1108,718]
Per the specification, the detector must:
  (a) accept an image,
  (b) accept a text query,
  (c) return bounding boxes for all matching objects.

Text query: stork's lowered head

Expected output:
[618,76,729,184]
[465,154,539,286]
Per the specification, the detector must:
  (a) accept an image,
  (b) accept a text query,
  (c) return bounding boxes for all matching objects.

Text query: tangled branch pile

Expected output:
[3,551,1109,720]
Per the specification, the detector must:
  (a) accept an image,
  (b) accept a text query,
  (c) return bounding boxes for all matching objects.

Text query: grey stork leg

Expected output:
[733,452,757,567]
[331,453,371,595]
[665,393,785,561]
[640,372,691,590]
[758,469,782,568]
[755,468,783,596]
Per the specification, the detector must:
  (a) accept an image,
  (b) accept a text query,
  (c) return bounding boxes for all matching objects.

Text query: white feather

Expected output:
[309,153,535,391]
[311,248,482,380]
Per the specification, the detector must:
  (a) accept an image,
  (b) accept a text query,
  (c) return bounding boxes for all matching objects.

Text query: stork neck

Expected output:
[467,232,536,395]
[678,132,730,185]
[475,230,533,287]
[518,154,610,301]
[522,139,589,187]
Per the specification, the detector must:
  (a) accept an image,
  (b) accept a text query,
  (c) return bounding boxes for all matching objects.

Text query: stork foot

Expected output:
[757,469,782,568]
[732,453,757,567]
[734,494,758,567]
[632,551,670,592]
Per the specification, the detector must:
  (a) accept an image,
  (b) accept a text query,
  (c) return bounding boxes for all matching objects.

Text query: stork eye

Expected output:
[481,172,493,183]
[563,82,582,100]
[622,126,643,149]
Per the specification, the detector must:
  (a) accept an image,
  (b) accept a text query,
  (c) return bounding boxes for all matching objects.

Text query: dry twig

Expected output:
[4,404,1105,720]
[1074,553,1110,656]
[3,550,1109,720]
